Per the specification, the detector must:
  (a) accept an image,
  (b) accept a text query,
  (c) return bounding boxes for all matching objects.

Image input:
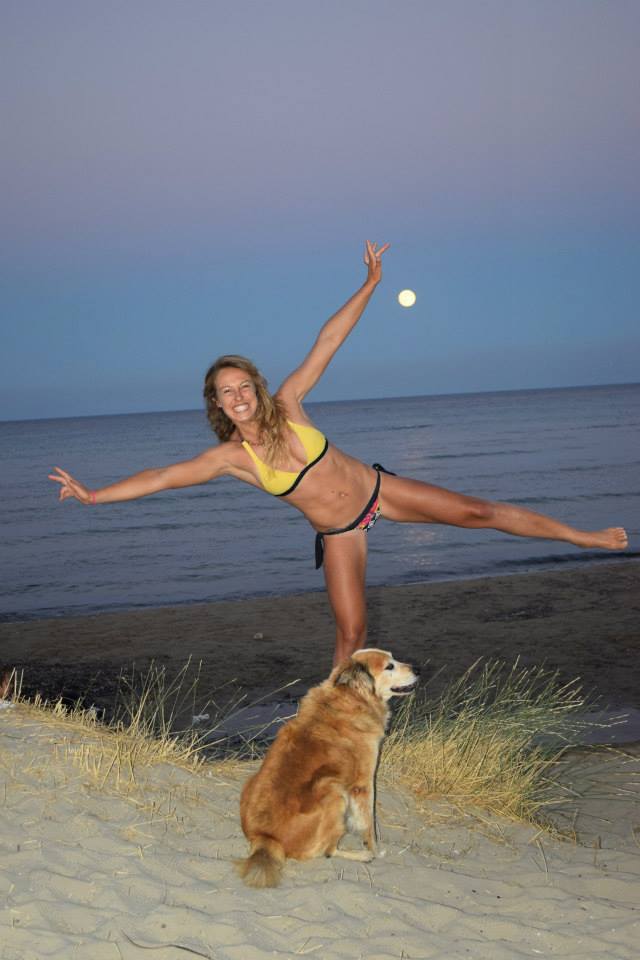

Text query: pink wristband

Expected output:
[89,491,97,505]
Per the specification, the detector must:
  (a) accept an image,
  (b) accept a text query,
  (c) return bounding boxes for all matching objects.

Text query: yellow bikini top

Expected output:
[242,420,329,497]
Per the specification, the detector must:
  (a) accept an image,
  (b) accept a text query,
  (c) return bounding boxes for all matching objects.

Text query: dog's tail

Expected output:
[235,836,285,888]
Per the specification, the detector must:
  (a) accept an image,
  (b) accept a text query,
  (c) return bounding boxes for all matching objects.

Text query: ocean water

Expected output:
[2,383,639,621]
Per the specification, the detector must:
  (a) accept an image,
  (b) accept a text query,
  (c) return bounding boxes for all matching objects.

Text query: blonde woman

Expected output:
[50,242,628,663]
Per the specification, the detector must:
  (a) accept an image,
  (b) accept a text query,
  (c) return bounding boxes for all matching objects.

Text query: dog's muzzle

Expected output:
[391,678,419,695]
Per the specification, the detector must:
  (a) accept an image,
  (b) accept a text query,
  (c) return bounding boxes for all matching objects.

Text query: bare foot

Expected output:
[572,527,628,551]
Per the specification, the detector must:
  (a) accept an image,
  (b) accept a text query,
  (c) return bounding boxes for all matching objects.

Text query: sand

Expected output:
[1,561,639,958]
[2,560,639,716]
[1,701,639,959]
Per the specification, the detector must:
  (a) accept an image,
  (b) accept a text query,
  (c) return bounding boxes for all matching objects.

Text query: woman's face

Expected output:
[215,367,258,423]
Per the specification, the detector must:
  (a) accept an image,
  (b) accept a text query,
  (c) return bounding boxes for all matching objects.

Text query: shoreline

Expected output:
[2,560,639,719]
[3,553,636,625]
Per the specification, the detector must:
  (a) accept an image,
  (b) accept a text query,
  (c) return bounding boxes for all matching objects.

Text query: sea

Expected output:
[2,383,639,622]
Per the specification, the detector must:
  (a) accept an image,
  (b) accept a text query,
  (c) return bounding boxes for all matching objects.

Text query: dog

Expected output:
[236,648,418,887]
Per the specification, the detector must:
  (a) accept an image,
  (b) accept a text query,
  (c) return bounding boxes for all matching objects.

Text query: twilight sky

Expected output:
[2,0,639,420]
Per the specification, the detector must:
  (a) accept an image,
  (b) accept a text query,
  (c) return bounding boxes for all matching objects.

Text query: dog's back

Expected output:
[237,651,419,887]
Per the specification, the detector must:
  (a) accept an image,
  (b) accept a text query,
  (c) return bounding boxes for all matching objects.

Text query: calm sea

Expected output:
[2,384,639,621]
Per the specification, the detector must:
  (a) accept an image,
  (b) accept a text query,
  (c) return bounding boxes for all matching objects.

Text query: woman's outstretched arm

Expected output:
[49,446,227,505]
[278,240,389,403]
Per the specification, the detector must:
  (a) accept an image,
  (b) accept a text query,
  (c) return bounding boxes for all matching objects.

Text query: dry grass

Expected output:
[3,657,621,832]
[380,659,603,828]
[111,657,242,756]
[3,662,244,801]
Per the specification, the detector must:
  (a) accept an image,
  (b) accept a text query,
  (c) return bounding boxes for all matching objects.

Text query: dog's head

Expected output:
[332,649,418,702]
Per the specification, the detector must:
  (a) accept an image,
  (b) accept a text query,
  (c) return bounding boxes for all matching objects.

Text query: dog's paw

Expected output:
[334,850,374,863]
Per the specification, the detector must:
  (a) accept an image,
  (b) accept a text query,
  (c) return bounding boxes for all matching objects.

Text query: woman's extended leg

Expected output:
[379,475,628,549]
[322,529,369,665]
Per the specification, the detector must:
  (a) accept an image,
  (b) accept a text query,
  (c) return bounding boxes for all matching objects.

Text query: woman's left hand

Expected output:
[364,240,390,286]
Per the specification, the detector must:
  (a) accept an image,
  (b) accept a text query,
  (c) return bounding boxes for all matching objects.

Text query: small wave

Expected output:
[581,421,640,429]
[506,491,640,506]
[491,551,640,570]
[389,423,434,432]
[429,449,537,460]
[29,520,216,540]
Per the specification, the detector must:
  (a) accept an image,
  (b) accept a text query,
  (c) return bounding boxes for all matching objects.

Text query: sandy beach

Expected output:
[1,697,639,958]
[1,561,639,958]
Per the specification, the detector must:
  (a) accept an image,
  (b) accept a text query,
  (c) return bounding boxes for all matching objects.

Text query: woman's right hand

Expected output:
[48,466,93,504]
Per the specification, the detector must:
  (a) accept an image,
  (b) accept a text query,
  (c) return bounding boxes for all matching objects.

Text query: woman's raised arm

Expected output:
[49,446,227,505]
[278,240,389,404]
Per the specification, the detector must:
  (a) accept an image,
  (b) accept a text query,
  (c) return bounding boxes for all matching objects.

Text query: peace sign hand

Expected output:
[364,240,390,286]
[48,466,93,504]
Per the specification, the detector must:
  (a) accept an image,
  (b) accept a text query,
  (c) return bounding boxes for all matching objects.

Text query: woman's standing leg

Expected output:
[379,475,628,549]
[322,529,369,665]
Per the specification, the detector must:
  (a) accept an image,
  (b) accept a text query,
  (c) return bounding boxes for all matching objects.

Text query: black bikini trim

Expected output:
[275,438,329,498]
[314,462,396,569]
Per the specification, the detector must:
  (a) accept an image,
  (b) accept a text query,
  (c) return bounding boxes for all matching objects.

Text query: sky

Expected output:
[2,0,639,420]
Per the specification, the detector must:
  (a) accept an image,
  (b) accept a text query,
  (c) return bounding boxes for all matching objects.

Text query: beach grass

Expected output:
[3,662,244,803]
[3,657,615,832]
[380,659,601,829]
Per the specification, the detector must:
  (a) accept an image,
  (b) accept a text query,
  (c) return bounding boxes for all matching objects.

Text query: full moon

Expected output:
[398,289,417,308]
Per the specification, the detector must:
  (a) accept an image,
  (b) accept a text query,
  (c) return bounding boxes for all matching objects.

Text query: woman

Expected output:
[50,241,628,664]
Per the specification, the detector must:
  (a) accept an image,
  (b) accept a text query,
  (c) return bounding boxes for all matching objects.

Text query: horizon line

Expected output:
[3,379,639,426]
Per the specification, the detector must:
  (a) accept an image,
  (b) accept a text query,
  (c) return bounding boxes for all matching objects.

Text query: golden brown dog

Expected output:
[236,648,418,887]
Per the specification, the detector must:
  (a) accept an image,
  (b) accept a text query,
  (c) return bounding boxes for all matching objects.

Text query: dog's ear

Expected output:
[333,660,375,696]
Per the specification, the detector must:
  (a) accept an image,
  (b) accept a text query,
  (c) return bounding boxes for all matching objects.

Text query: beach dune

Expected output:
[1,562,639,958]
[0,700,639,959]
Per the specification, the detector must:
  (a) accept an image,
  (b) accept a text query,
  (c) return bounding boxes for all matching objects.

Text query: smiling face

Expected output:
[214,366,259,424]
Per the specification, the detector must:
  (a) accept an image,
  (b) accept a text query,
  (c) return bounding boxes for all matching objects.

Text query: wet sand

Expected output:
[2,560,639,717]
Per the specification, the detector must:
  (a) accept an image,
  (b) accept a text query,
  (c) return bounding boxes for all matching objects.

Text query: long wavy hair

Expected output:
[203,355,289,468]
